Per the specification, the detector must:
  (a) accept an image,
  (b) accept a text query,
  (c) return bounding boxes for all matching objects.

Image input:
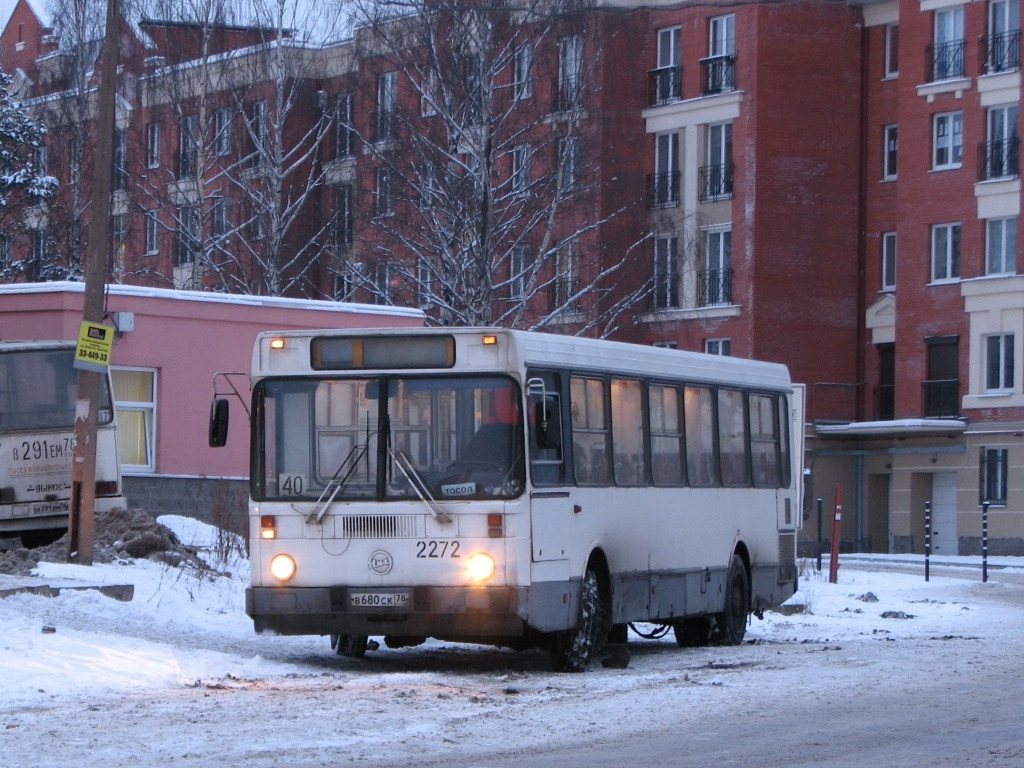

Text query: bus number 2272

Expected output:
[416,540,460,559]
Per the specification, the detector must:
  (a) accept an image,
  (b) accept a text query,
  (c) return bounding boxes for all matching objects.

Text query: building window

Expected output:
[375,261,395,305]
[706,338,731,356]
[884,24,899,77]
[212,198,230,239]
[30,229,46,280]
[930,6,965,81]
[985,0,1021,73]
[336,93,355,158]
[653,234,678,309]
[376,72,397,142]
[701,228,732,306]
[931,222,961,282]
[982,104,1019,180]
[111,368,156,473]
[985,333,1015,391]
[248,100,268,165]
[111,213,126,266]
[558,34,583,110]
[179,115,197,178]
[558,136,580,192]
[653,132,679,207]
[176,206,200,266]
[508,244,527,300]
[933,112,963,169]
[146,122,160,168]
[512,143,532,196]
[513,43,533,101]
[980,447,1009,505]
[145,210,159,255]
[375,166,394,217]
[0,232,10,271]
[703,14,737,94]
[553,240,579,314]
[987,217,1017,275]
[883,124,898,179]
[701,122,733,201]
[214,107,231,157]
[651,26,682,105]
[113,129,127,192]
[882,232,897,290]
[416,257,433,308]
[335,183,353,248]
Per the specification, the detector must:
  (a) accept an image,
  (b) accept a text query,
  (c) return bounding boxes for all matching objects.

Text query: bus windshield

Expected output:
[256,375,524,502]
[0,347,114,432]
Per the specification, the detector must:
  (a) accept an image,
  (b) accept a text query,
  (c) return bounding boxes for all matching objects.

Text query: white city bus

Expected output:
[220,328,803,671]
[0,341,123,544]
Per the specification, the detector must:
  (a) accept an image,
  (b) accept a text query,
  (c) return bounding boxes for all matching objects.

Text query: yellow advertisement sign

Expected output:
[74,321,115,372]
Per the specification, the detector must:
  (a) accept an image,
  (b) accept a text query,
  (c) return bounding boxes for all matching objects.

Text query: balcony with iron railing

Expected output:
[926,39,966,81]
[922,379,960,418]
[699,163,734,202]
[978,137,1020,180]
[700,55,736,95]
[552,275,580,314]
[648,66,682,106]
[649,171,680,208]
[555,75,583,113]
[698,267,732,306]
[980,30,1021,74]
[372,108,398,143]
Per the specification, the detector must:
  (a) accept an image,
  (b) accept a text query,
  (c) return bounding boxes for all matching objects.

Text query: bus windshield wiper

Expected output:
[390,448,452,525]
[306,443,369,524]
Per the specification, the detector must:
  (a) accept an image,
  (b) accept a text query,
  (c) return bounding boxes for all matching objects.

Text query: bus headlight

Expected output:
[467,552,496,582]
[270,554,297,582]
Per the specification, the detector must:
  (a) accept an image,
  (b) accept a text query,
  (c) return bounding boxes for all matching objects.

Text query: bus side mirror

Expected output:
[209,398,230,447]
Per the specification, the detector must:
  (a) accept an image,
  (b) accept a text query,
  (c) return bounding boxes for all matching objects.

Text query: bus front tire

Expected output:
[549,568,604,673]
[330,634,369,658]
[714,554,750,646]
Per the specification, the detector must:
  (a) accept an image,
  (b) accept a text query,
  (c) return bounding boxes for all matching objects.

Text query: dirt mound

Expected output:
[0,508,209,576]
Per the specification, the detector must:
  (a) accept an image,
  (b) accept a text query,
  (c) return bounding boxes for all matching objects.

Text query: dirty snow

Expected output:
[1,515,1022,767]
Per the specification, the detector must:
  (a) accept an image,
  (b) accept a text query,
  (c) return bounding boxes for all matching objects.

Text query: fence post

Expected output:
[982,501,989,583]
[924,500,931,582]
[816,497,823,573]
[829,485,843,584]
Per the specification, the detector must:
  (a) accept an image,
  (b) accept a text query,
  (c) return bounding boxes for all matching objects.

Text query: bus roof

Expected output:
[252,327,793,392]
[0,340,75,352]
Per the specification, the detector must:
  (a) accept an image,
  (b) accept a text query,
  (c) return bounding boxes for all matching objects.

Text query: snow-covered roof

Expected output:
[0,280,425,319]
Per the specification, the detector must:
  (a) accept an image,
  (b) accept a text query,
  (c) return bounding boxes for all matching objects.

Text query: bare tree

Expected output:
[347,0,649,333]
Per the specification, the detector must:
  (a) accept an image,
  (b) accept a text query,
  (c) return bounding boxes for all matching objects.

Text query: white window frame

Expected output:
[883,124,898,180]
[514,43,533,101]
[709,14,735,57]
[375,166,395,217]
[985,333,1015,392]
[510,244,527,300]
[705,338,732,356]
[986,217,1017,275]
[214,107,231,157]
[931,222,961,282]
[111,366,157,474]
[512,143,532,196]
[653,234,679,310]
[145,209,159,255]
[657,26,682,69]
[212,197,230,239]
[558,135,580,192]
[932,111,963,170]
[884,24,899,78]
[882,231,897,290]
[146,122,160,169]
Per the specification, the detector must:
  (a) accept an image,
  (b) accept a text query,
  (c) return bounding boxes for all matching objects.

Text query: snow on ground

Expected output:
[1,516,1022,767]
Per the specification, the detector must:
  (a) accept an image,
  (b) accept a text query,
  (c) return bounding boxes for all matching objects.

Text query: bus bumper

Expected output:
[246,583,572,639]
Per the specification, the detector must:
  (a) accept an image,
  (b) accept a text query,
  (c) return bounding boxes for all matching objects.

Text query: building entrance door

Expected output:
[930,472,959,555]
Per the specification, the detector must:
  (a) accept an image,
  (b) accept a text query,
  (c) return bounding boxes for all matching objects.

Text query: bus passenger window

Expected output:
[571,377,610,485]
[528,384,564,485]
[684,386,717,486]
[718,389,749,486]
[650,384,684,485]
[612,378,646,485]
[750,393,780,487]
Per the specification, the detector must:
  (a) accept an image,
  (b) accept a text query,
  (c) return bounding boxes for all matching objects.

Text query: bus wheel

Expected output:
[714,555,750,645]
[330,634,369,658]
[549,568,604,673]
[672,616,711,647]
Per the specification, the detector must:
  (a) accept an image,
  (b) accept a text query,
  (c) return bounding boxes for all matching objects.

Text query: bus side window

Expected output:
[527,374,564,485]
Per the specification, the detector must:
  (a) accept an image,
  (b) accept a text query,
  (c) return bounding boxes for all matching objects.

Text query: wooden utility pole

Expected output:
[67,0,120,565]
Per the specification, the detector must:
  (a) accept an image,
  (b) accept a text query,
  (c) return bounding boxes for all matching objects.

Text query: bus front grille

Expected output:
[337,514,419,539]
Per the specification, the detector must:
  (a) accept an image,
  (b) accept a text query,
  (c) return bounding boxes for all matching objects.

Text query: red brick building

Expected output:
[1,0,1022,554]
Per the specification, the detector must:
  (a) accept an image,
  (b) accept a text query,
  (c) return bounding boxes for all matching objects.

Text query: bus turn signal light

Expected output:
[260,515,277,539]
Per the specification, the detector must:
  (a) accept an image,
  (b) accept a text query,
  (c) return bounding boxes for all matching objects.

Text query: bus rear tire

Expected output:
[549,568,604,673]
[331,634,369,658]
[714,554,750,645]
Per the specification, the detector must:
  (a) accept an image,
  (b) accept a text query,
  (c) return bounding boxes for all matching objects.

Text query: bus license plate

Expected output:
[349,591,410,609]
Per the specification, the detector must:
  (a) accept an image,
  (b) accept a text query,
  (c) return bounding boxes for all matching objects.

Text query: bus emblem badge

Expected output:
[369,550,393,575]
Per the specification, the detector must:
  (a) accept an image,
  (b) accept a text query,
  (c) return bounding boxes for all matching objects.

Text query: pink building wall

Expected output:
[0,282,424,480]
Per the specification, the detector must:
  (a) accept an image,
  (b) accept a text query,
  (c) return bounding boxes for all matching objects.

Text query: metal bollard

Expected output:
[924,501,931,582]
[982,501,989,584]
